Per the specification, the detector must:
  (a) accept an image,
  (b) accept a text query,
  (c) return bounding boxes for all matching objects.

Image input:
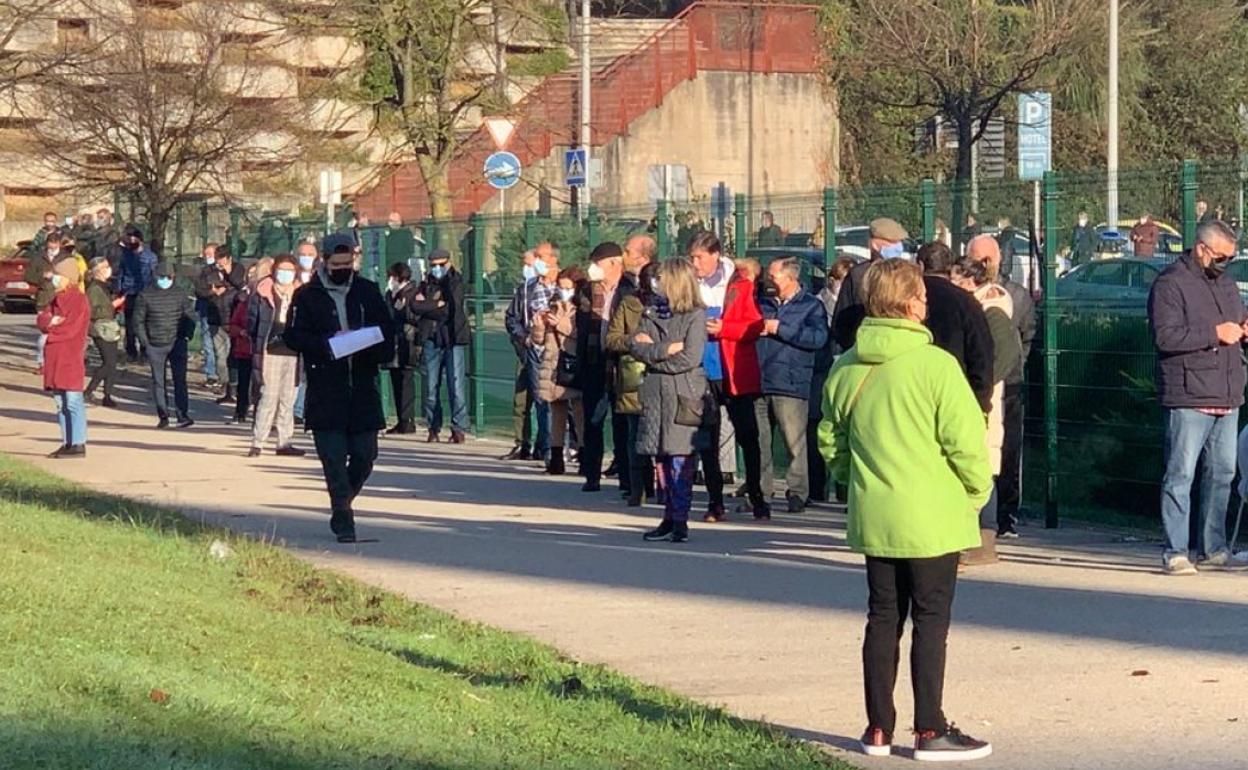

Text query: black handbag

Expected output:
[675,386,719,428]
[555,350,579,388]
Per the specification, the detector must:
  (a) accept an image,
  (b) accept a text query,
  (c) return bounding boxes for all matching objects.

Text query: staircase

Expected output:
[353,1,822,221]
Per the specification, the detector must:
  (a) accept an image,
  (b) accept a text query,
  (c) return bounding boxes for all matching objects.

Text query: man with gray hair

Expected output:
[501,246,550,460]
[1148,218,1248,575]
[757,256,828,513]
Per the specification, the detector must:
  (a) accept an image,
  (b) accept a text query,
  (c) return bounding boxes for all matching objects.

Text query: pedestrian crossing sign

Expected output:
[564,148,587,188]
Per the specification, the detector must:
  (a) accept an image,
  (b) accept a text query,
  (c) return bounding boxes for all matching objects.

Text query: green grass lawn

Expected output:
[0,454,850,770]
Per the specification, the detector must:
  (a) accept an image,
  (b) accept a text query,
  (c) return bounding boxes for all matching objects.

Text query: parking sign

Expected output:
[1017,92,1052,181]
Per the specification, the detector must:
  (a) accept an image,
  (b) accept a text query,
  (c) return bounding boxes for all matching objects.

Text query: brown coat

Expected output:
[531,299,580,403]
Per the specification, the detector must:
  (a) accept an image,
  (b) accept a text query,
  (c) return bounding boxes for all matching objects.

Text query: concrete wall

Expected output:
[483,70,836,217]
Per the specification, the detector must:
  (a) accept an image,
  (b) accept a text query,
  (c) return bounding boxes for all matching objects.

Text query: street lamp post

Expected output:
[579,0,591,219]
[1107,0,1119,228]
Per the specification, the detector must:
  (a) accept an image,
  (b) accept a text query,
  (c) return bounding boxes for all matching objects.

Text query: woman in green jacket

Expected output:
[605,261,658,506]
[84,258,122,408]
[819,259,994,762]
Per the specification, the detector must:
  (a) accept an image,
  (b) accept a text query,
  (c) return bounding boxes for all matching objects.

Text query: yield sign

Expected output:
[484,116,517,150]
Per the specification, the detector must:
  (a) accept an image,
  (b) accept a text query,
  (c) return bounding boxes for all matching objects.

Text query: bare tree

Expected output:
[280,0,561,220]
[0,0,77,95]
[26,1,306,254]
[824,0,1099,242]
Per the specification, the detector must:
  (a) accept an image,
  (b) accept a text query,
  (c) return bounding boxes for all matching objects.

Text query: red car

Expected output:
[0,240,35,312]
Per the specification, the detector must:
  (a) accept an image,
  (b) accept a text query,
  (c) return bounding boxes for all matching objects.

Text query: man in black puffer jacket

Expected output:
[134,261,198,429]
[284,233,396,543]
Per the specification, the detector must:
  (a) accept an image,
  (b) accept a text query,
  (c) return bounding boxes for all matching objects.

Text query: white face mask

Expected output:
[558,287,575,302]
[387,277,399,293]
[587,263,606,282]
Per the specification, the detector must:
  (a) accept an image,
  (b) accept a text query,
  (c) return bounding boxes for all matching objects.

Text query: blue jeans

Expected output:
[52,390,87,447]
[199,315,217,380]
[1161,408,1236,559]
[294,380,306,420]
[421,342,469,434]
[525,346,550,456]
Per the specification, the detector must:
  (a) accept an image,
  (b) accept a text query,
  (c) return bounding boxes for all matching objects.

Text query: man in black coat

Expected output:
[406,248,470,443]
[284,233,396,543]
[831,217,910,351]
[195,244,247,399]
[134,261,198,429]
[915,241,995,412]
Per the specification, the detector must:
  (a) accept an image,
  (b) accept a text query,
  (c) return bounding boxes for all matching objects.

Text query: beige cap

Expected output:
[54,257,81,283]
[870,217,909,242]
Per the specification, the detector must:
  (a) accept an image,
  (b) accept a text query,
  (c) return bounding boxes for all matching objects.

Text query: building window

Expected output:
[57,19,90,46]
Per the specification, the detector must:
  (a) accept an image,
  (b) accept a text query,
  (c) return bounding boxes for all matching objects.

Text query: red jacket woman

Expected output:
[37,280,90,391]
[717,268,764,397]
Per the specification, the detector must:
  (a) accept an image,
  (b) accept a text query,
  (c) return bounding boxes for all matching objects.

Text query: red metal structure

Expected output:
[352,1,822,221]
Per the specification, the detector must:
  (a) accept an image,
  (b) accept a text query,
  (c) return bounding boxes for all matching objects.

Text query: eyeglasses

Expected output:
[1201,242,1236,261]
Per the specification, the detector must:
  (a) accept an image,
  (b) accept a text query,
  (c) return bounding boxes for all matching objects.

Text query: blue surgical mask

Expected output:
[430,264,447,279]
[274,269,296,286]
[156,276,173,290]
[534,259,549,277]
[205,256,216,266]
[558,287,575,302]
[297,255,316,270]
[880,242,906,260]
[522,264,537,281]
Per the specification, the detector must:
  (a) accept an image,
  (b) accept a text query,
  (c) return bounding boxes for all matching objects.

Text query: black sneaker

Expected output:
[860,726,892,757]
[669,523,688,543]
[47,445,67,459]
[998,525,1020,539]
[643,520,674,541]
[913,725,992,762]
[176,417,195,429]
[156,416,170,429]
[101,396,117,408]
[59,444,86,459]
[603,460,619,478]
[330,508,356,542]
[582,481,601,493]
[753,500,773,521]
[786,494,806,514]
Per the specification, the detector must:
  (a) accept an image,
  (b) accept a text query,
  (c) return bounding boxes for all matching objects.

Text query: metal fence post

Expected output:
[199,202,209,252]
[822,186,838,266]
[421,217,437,253]
[656,200,670,258]
[1181,159,1198,250]
[921,179,936,243]
[524,210,537,250]
[587,205,600,250]
[1042,171,1060,529]
[733,193,747,257]
[227,208,241,258]
[174,204,184,264]
[470,212,486,436]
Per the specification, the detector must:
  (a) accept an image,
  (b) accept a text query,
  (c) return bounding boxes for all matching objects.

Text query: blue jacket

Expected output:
[758,288,828,398]
[116,245,158,296]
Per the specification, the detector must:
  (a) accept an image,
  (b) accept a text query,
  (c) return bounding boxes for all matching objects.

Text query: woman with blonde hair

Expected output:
[631,257,710,543]
[819,258,993,761]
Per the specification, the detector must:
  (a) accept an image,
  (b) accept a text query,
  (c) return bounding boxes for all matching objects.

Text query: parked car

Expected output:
[831,225,919,263]
[745,246,866,294]
[0,241,35,313]
[1051,258,1169,316]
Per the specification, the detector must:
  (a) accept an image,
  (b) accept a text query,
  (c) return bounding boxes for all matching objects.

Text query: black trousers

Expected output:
[863,553,959,735]
[997,383,1024,530]
[146,339,189,420]
[312,429,379,514]
[807,417,828,502]
[725,393,765,505]
[123,295,141,359]
[696,380,726,510]
[389,366,417,428]
[611,406,631,492]
[85,335,118,400]
[234,357,254,420]
[580,371,607,484]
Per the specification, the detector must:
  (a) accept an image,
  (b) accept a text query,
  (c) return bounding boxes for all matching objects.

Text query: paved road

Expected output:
[1,313,1246,769]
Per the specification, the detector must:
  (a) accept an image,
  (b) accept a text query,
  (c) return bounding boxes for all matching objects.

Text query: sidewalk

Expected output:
[1,314,1246,770]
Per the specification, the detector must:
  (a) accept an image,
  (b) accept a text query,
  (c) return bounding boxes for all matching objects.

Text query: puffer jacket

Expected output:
[973,283,1019,475]
[757,288,829,399]
[630,301,710,457]
[133,284,197,349]
[531,298,580,403]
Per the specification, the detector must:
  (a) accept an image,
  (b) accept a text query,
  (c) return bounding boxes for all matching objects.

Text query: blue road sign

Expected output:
[1018,92,1052,182]
[564,148,587,188]
[484,151,521,190]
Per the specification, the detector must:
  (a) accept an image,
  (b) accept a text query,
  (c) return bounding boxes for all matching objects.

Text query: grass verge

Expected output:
[0,453,851,770]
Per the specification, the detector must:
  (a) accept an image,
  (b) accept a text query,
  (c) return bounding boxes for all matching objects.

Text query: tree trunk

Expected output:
[148,206,171,260]
[418,155,454,222]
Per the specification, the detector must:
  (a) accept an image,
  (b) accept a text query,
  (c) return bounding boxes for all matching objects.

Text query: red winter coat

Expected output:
[37,287,90,391]
[227,291,253,360]
[717,272,764,397]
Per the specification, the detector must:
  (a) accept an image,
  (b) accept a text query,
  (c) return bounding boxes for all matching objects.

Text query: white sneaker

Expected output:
[1164,554,1198,576]
[1200,550,1231,568]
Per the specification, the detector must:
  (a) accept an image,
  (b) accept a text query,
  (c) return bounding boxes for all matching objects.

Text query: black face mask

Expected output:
[128,237,140,249]
[1206,258,1230,279]
[759,277,780,299]
[328,267,353,285]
